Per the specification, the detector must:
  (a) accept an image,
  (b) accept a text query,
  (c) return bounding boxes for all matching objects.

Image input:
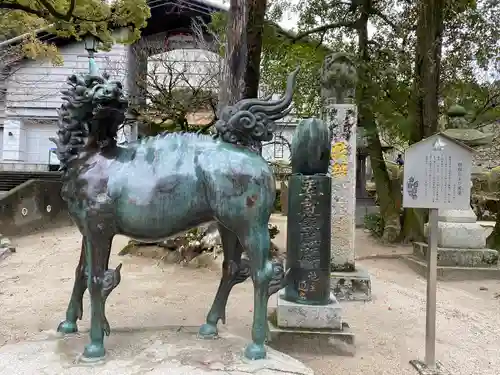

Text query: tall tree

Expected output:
[293,0,404,241]
[218,0,268,109]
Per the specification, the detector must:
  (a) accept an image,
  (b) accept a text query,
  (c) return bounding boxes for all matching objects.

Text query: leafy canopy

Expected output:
[208,4,330,118]
[0,0,150,63]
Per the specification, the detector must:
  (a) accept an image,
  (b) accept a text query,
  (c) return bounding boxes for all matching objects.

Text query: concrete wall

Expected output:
[24,119,59,164]
[0,179,72,236]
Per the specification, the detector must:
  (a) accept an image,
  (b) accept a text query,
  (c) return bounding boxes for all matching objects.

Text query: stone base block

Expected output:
[413,242,499,268]
[276,291,342,330]
[268,319,355,356]
[424,221,492,249]
[402,255,500,281]
[410,360,451,375]
[330,268,371,301]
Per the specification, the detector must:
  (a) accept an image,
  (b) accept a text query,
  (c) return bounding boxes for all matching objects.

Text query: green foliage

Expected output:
[364,213,384,238]
[0,0,150,63]
[0,0,149,44]
[441,79,500,126]
[208,9,329,117]
[260,37,328,117]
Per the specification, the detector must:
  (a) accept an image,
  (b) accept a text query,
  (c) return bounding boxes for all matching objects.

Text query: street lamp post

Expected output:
[83,34,98,74]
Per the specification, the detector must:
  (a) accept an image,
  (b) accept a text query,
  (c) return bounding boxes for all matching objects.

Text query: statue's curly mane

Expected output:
[50,72,128,171]
[214,68,299,152]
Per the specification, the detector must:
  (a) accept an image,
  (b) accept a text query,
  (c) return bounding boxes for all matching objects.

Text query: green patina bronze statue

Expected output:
[50,58,299,361]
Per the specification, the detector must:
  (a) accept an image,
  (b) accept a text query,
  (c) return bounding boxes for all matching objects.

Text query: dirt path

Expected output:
[1,225,500,375]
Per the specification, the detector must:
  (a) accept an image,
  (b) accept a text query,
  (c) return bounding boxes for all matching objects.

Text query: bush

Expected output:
[364,212,384,238]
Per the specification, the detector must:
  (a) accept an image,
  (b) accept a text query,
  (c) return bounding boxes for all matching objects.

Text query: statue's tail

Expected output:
[214,68,300,152]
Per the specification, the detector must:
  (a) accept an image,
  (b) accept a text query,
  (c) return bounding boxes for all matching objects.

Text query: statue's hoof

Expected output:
[83,343,105,359]
[198,323,218,339]
[244,343,267,360]
[57,320,78,334]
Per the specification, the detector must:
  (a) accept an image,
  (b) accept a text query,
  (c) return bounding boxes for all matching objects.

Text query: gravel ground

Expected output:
[1,224,499,375]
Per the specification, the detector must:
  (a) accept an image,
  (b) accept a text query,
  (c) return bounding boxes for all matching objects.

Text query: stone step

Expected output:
[401,255,500,281]
[413,242,499,268]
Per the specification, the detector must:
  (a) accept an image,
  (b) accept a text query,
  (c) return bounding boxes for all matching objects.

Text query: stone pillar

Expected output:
[321,52,371,301]
[126,42,148,141]
[327,103,357,270]
[2,119,26,162]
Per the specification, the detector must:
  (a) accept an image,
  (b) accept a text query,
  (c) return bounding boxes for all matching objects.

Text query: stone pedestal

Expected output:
[331,268,372,301]
[268,289,353,348]
[276,290,342,330]
[426,208,492,249]
[406,208,500,280]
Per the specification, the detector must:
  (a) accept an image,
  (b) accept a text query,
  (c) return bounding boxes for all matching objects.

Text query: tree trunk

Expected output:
[218,0,267,110]
[402,0,445,242]
[411,0,445,142]
[243,0,267,99]
[487,201,500,250]
[358,0,400,242]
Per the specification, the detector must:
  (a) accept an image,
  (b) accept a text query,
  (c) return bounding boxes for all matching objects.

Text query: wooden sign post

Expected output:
[403,133,473,374]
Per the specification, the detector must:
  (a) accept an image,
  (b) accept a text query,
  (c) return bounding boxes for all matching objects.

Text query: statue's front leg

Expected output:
[58,239,87,334]
[83,235,113,359]
[243,226,274,361]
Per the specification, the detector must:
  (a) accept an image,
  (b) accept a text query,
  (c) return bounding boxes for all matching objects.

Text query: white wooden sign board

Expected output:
[403,133,473,210]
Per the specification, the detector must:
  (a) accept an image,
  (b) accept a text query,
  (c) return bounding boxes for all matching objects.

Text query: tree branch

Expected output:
[0,2,47,18]
[471,92,500,124]
[371,9,398,32]
[0,0,110,23]
[292,20,357,43]
[36,0,72,21]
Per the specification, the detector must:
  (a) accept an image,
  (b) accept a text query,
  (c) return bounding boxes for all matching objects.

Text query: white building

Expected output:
[0,35,297,171]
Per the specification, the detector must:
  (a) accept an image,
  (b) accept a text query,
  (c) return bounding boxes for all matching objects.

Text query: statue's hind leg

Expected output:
[57,238,88,334]
[243,224,274,360]
[199,224,250,339]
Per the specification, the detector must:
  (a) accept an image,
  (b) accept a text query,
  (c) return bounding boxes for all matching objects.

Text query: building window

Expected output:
[273,132,284,159]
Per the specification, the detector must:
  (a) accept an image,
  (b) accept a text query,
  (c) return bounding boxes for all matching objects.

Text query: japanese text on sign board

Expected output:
[423,153,464,205]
